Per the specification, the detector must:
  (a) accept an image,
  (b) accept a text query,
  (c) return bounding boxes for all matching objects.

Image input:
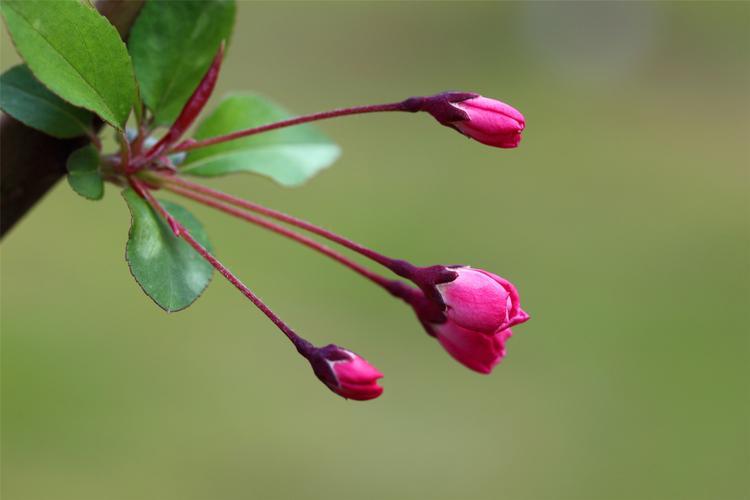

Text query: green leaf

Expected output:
[1,0,136,128]
[66,145,103,200]
[181,93,341,187]
[129,0,236,126]
[0,64,94,138]
[122,188,213,312]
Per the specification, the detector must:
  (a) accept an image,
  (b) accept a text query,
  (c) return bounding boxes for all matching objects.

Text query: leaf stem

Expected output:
[169,101,408,154]
[129,177,314,356]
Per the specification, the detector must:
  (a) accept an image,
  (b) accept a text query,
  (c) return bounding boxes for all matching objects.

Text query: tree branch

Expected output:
[0,0,144,238]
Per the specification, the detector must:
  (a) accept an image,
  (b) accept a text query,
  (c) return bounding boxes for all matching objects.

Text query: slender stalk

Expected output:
[117,131,131,173]
[160,182,421,303]
[130,178,314,356]
[145,43,224,162]
[87,130,102,151]
[170,101,406,154]
[153,173,415,278]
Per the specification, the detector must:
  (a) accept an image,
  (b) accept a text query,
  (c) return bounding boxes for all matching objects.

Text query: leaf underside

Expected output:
[122,188,214,312]
[0,64,94,138]
[66,144,104,200]
[182,93,341,187]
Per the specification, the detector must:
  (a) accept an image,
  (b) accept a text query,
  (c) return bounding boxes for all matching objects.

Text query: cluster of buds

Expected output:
[114,46,529,401]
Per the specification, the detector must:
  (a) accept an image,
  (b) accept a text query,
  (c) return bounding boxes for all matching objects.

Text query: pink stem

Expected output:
[129,177,313,356]
[161,182,419,302]
[153,174,415,278]
[170,101,406,154]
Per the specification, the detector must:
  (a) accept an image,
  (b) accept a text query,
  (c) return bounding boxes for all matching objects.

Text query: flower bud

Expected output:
[433,321,513,374]
[307,344,383,401]
[435,267,529,335]
[451,96,525,148]
[402,92,523,148]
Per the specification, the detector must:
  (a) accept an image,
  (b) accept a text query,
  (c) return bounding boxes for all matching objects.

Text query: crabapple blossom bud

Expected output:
[307,344,383,401]
[402,92,524,148]
[401,275,526,374]
[451,96,525,148]
[435,267,529,335]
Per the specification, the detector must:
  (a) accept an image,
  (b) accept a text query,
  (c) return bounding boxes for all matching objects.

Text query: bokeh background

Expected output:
[2,2,749,499]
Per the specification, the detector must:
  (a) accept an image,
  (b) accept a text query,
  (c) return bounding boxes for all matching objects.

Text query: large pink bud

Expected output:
[436,267,529,335]
[451,96,525,148]
[433,322,513,374]
[308,345,384,401]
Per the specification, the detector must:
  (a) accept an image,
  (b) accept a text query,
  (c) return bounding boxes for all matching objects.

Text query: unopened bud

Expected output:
[307,344,384,401]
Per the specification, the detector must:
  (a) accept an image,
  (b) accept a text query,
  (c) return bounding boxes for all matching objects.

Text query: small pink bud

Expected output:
[402,92,524,148]
[436,266,529,335]
[451,96,525,148]
[433,321,512,374]
[308,345,384,401]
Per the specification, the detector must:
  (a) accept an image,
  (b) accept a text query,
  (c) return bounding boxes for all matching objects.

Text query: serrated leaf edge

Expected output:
[1,1,136,128]
[0,67,93,138]
[122,189,213,313]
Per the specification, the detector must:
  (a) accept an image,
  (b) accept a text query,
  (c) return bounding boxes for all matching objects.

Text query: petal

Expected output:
[454,122,522,148]
[475,270,523,325]
[434,321,506,374]
[437,268,510,334]
[498,328,513,343]
[508,307,530,328]
[336,380,384,401]
[334,356,384,384]
[459,96,526,125]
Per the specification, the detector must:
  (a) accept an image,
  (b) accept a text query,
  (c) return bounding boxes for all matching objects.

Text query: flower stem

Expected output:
[129,177,314,356]
[170,101,407,154]
[145,43,224,162]
[158,180,422,303]
[153,173,417,279]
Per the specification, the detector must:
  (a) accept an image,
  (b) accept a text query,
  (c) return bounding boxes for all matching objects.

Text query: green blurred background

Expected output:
[2,2,749,499]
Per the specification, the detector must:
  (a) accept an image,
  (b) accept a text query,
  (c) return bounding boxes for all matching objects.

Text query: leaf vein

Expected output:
[5,3,118,122]
[2,80,91,133]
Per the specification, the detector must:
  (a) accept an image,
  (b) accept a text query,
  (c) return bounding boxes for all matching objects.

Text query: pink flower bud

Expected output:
[436,267,529,335]
[308,345,384,401]
[433,321,513,374]
[451,96,525,148]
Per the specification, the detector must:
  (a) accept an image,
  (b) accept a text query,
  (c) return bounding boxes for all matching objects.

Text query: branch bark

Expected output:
[0,0,144,238]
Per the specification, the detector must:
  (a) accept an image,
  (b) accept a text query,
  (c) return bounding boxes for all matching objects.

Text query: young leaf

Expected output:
[1,0,136,128]
[181,94,341,187]
[0,65,94,138]
[122,188,213,312]
[128,0,236,126]
[66,145,103,200]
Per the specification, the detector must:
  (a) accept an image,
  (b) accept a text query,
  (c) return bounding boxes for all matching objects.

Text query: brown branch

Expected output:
[0,0,144,238]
